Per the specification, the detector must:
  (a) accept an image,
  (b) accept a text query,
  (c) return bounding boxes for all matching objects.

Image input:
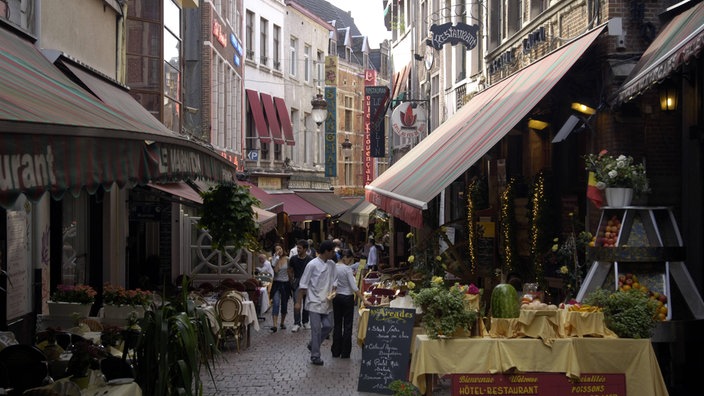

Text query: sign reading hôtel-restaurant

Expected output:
[451,373,625,395]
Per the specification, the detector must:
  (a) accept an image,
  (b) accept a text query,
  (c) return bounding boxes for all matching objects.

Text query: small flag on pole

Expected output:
[587,171,603,208]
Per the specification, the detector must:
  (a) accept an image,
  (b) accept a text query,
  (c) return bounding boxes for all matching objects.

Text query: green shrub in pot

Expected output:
[583,288,659,339]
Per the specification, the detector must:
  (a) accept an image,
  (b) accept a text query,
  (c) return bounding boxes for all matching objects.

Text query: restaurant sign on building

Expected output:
[428,22,479,51]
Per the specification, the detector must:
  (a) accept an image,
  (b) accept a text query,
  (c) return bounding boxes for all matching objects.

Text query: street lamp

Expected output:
[311,92,328,168]
[341,137,352,157]
[311,93,328,126]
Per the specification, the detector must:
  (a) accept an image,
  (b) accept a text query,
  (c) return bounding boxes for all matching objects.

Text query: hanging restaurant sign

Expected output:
[391,102,427,138]
[427,22,479,51]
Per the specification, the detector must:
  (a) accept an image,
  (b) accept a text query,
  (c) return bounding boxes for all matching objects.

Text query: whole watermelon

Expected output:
[491,283,520,318]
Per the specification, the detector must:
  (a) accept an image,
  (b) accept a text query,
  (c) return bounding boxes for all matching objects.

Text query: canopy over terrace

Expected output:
[0,25,237,207]
[365,26,606,228]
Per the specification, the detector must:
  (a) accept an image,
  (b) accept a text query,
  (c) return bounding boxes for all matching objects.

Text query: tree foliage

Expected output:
[199,184,260,250]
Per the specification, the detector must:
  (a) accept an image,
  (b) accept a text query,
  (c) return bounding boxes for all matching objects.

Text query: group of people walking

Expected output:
[256,238,368,365]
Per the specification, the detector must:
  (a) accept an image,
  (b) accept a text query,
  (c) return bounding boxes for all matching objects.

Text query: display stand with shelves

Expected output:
[577,206,704,321]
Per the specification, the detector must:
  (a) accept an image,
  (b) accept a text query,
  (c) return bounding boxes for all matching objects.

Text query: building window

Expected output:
[431,74,439,131]
[304,44,311,83]
[1,0,35,32]
[260,17,268,65]
[530,0,548,20]
[273,25,281,70]
[316,50,325,85]
[344,96,353,131]
[507,0,521,37]
[246,11,254,60]
[488,0,500,50]
[163,0,181,134]
[290,37,298,77]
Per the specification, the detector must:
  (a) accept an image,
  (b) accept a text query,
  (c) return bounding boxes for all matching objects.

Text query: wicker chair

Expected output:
[215,295,246,352]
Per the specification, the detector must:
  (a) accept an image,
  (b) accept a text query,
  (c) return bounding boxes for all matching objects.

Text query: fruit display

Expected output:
[490,283,520,318]
[596,215,622,247]
[618,272,668,321]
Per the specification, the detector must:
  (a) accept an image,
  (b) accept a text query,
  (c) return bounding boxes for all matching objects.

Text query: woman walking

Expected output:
[331,249,367,358]
[270,244,290,332]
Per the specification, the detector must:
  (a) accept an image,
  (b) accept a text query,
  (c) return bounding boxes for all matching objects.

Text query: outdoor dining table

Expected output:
[409,335,669,396]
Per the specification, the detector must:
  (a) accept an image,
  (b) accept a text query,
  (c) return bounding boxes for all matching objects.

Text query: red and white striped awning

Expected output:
[365,26,607,228]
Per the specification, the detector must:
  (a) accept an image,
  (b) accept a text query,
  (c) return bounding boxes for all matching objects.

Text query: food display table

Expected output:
[409,336,668,395]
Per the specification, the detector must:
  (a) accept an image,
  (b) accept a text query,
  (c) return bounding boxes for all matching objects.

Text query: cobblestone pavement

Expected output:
[200,301,452,396]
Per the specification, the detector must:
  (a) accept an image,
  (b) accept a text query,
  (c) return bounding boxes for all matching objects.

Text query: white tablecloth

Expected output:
[241,300,260,331]
[258,287,270,314]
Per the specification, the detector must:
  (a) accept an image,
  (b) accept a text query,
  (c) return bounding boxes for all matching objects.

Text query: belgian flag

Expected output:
[587,171,603,208]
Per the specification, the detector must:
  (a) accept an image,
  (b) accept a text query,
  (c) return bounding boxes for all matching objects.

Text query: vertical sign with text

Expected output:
[324,87,337,177]
[358,307,415,394]
[364,86,389,185]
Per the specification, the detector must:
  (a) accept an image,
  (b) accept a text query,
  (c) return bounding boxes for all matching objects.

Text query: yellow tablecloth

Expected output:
[409,336,668,396]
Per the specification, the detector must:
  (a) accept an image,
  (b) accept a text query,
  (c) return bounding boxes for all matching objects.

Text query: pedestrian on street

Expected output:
[295,240,337,366]
[288,239,313,332]
[331,249,367,358]
[270,244,290,332]
[365,237,378,271]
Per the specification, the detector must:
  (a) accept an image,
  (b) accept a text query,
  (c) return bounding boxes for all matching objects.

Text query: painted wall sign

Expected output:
[428,22,479,51]
[391,102,427,138]
[324,56,338,86]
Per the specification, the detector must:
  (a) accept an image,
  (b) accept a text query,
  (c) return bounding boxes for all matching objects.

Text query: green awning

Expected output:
[616,2,704,104]
[0,25,236,207]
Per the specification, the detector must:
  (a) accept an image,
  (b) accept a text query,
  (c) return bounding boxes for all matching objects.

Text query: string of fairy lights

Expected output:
[467,181,478,274]
[500,178,517,275]
[529,170,549,289]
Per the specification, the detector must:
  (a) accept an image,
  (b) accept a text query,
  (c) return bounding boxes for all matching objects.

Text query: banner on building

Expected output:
[324,56,338,86]
[365,86,389,162]
[324,87,337,177]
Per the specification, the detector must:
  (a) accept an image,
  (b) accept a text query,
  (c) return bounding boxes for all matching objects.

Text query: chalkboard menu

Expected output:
[358,307,416,394]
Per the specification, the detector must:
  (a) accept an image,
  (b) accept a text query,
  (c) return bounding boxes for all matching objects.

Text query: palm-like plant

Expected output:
[134,279,220,396]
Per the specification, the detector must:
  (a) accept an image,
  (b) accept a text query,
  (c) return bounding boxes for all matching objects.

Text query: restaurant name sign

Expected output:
[428,22,479,51]
[451,373,626,395]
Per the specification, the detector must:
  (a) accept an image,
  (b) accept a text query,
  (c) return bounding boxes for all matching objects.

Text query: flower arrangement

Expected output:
[388,379,422,396]
[51,284,97,304]
[411,277,478,338]
[103,283,152,306]
[584,150,649,193]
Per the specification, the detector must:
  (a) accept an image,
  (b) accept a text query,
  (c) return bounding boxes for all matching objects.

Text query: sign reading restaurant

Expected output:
[427,22,479,51]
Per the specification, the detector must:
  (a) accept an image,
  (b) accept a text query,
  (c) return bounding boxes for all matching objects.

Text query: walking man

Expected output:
[295,240,337,366]
[288,239,313,332]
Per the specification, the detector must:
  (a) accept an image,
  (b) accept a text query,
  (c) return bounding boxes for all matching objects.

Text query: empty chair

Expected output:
[0,344,49,394]
[100,356,135,381]
[215,295,246,352]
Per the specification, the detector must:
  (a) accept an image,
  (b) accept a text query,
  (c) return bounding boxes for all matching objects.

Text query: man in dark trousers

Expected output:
[288,239,313,332]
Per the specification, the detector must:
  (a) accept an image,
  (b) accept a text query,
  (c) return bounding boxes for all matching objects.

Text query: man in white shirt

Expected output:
[295,240,337,366]
[256,254,274,277]
[366,237,378,271]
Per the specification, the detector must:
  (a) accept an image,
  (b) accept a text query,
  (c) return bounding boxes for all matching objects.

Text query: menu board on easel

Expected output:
[357,307,415,394]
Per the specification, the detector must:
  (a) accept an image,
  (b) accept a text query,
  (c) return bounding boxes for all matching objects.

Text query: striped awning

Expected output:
[338,198,377,228]
[391,63,411,101]
[365,26,606,228]
[616,2,704,104]
[296,191,353,217]
[0,26,237,207]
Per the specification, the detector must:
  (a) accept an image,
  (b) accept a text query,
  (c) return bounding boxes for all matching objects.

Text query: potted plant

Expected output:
[583,288,659,338]
[198,184,260,250]
[584,150,649,206]
[48,284,97,317]
[133,281,220,396]
[411,276,478,338]
[102,283,152,324]
[388,379,422,396]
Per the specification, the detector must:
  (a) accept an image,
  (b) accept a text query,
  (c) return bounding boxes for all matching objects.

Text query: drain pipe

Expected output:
[115,0,127,83]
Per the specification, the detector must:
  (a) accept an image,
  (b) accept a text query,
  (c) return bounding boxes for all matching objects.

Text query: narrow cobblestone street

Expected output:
[200,302,452,396]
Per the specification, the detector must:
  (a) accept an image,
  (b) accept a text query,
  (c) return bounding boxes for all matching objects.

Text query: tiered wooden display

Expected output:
[577,206,704,322]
